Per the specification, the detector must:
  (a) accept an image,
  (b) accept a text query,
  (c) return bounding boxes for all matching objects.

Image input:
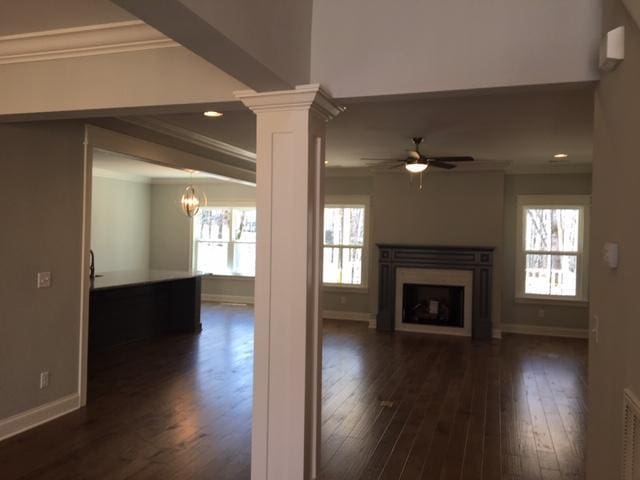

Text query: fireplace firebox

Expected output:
[402,283,464,328]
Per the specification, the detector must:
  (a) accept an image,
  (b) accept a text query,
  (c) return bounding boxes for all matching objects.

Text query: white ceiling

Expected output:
[151,84,594,173]
[92,149,227,182]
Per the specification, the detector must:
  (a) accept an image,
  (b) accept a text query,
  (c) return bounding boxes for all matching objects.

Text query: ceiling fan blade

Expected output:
[360,157,406,162]
[427,160,457,170]
[424,155,474,162]
[368,162,407,171]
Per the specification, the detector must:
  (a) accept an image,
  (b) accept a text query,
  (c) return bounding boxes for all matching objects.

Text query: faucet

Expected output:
[90,250,95,280]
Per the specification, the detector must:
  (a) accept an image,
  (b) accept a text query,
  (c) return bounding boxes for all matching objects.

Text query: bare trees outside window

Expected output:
[193,207,257,276]
[323,206,366,285]
[516,195,589,302]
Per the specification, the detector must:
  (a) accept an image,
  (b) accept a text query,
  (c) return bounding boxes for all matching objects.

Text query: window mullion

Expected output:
[227,209,234,273]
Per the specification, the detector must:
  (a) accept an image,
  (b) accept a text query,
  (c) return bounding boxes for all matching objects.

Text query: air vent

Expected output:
[623,389,640,480]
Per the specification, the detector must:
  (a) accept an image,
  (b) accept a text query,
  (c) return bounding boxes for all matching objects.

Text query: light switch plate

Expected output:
[592,314,600,344]
[37,272,51,288]
[603,242,619,269]
[39,371,49,389]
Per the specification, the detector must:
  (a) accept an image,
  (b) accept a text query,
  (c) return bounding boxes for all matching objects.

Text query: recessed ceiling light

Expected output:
[203,111,223,118]
[554,153,568,158]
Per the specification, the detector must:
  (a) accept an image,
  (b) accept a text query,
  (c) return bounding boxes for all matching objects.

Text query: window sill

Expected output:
[204,274,255,281]
[515,296,589,308]
[323,284,369,294]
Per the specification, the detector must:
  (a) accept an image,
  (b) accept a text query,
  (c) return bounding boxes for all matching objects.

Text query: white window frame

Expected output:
[323,195,370,290]
[191,201,257,278]
[515,195,590,303]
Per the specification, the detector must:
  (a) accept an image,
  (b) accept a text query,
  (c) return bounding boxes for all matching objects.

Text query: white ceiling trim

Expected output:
[151,177,256,187]
[0,20,178,65]
[92,167,150,184]
[119,116,258,163]
[505,163,592,175]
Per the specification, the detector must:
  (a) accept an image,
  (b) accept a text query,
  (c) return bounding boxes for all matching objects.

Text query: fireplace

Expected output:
[402,284,464,327]
[377,245,494,339]
[395,267,473,336]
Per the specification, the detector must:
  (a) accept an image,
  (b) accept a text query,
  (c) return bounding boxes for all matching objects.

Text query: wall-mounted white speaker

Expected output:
[599,26,625,72]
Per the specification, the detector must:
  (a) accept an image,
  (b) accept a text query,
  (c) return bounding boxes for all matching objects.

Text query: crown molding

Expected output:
[151,177,256,187]
[118,116,257,164]
[92,167,150,184]
[0,20,178,65]
[505,162,592,175]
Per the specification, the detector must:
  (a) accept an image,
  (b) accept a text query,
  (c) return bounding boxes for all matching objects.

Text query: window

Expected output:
[323,197,368,287]
[516,195,590,302]
[193,206,256,276]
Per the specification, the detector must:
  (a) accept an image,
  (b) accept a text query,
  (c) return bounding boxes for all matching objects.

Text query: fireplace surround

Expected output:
[377,244,495,339]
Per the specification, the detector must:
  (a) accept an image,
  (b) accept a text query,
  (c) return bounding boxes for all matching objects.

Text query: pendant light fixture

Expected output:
[180,175,207,217]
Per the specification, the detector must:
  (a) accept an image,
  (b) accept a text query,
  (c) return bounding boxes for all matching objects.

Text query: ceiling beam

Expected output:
[88,125,256,184]
[90,117,256,176]
[110,0,295,91]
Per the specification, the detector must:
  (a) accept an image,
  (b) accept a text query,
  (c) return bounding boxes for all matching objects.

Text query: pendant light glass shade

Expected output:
[180,185,207,217]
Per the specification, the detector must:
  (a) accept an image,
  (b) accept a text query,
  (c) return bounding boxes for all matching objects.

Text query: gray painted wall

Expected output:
[0,122,85,419]
[587,0,640,477]
[502,174,592,330]
[91,176,150,273]
[370,171,505,327]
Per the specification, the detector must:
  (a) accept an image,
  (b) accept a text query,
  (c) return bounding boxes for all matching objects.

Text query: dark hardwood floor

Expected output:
[0,304,587,479]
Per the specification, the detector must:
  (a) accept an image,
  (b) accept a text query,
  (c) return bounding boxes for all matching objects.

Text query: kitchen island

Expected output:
[90,270,203,351]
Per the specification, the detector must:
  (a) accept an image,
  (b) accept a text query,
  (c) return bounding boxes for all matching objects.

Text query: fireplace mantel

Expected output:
[376,244,495,339]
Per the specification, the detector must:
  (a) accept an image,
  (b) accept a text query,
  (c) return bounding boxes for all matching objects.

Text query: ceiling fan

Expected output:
[371,137,475,173]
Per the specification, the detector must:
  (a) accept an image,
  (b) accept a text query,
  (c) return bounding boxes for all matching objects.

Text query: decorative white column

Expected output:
[235,85,341,480]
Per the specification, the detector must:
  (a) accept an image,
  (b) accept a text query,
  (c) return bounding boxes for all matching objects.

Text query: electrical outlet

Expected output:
[37,272,51,289]
[537,308,545,318]
[340,296,347,305]
[39,371,49,389]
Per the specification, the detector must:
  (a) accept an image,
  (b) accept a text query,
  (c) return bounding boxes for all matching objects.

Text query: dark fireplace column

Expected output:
[376,245,495,339]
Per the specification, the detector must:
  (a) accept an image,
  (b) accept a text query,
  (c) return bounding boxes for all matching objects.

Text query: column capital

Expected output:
[234,83,343,121]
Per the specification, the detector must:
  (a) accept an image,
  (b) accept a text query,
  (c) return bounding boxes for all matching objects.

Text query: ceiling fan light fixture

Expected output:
[405,162,428,173]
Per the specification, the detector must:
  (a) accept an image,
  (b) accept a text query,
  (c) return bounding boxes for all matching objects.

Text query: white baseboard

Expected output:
[202,293,254,305]
[0,393,80,442]
[500,323,588,339]
[322,310,373,323]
